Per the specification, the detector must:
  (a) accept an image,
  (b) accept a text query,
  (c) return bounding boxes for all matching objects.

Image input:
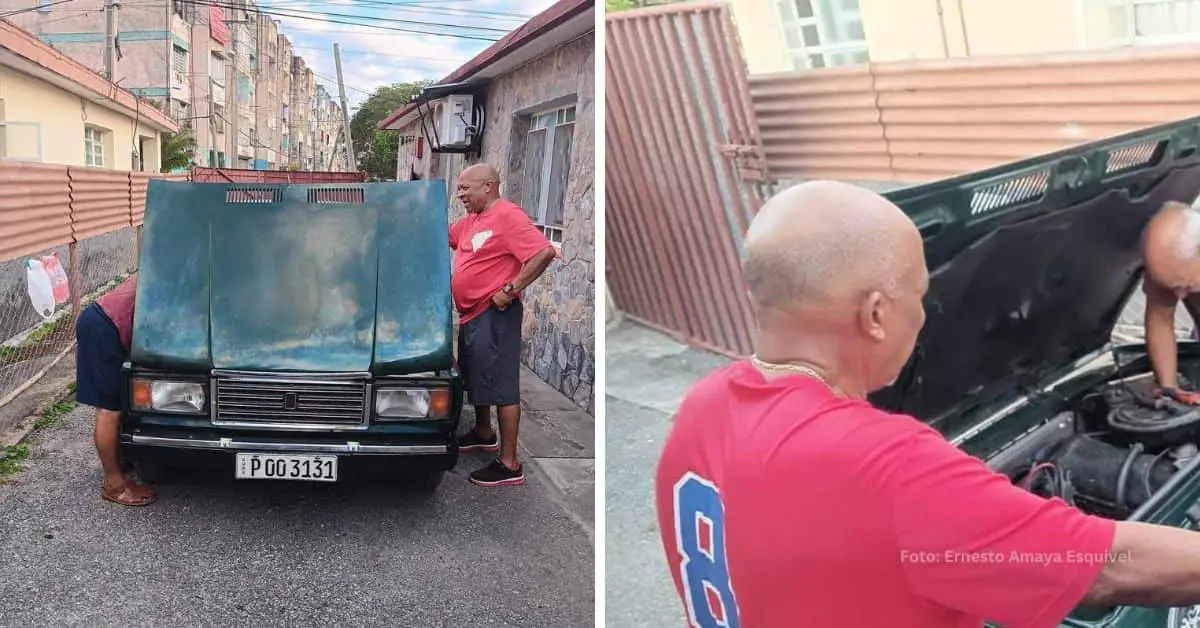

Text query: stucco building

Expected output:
[730,0,1200,74]
[0,19,178,169]
[379,0,596,413]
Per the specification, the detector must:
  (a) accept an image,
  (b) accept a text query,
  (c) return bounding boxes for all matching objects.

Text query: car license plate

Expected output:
[235,453,338,482]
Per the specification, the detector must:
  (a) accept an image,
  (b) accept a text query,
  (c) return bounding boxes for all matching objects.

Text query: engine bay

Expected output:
[993,370,1200,520]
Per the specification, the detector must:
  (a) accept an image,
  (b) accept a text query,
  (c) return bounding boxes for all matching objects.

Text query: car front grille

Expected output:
[214,376,368,426]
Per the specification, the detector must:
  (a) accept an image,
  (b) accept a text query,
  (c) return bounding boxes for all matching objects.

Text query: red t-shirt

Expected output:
[95,273,136,352]
[655,360,1117,628]
[449,199,552,324]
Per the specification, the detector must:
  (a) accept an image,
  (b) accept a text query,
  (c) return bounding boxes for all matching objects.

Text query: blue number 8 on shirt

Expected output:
[673,472,741,628]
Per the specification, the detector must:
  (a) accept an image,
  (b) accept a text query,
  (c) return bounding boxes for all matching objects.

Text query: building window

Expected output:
[1094,0,1200,45]
[776,0,869,70]
[210,52,225,85]
[520,104,575,245]
[173,46,187,74]
[84,126,105,167]
[171,99,190,123]
[37,0,52,12]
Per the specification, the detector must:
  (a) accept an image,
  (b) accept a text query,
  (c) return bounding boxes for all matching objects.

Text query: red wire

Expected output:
[1024,462,1058,491]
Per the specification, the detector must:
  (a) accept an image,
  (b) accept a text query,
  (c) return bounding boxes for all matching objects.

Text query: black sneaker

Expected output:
[468,459,525,487]
[458,430,499,453]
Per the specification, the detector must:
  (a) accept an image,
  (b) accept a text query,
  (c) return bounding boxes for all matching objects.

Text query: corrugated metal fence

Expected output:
[751,44,1200,183]
[0,161,187,408]
[605,1,769,357]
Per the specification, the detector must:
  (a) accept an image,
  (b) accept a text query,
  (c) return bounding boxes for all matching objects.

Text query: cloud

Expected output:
[259,0,563,109]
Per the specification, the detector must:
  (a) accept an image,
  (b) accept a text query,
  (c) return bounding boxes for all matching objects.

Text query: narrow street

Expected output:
[0,368,593,627]
[604,321,732,628]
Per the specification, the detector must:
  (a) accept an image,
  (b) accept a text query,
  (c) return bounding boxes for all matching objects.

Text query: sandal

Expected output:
[101,481,157,507]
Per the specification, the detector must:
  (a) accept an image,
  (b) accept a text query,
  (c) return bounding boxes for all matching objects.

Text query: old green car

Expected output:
[865,116,1200,626]
[117,180,462,491]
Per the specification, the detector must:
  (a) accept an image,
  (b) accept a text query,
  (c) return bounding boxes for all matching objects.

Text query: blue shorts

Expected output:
[75,303,126,411]
[458,300,523,407]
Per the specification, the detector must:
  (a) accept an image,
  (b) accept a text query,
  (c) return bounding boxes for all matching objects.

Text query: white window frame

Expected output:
[1099,0,1200,45]
[520,104,576,245]
[775,0,869,71]
[84,126,105,167]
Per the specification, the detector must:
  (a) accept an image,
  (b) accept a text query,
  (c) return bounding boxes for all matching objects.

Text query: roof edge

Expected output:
[377,0,593,131]
[0,19,180,134]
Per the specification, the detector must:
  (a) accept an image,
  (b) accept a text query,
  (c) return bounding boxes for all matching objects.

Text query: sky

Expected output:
[258,0,561,114]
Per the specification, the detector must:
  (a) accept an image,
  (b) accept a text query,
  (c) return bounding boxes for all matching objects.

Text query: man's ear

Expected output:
[860,290,887,342]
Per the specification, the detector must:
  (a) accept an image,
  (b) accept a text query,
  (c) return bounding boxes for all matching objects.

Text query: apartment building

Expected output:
[0,0,346,172]
[732,0,1200,74]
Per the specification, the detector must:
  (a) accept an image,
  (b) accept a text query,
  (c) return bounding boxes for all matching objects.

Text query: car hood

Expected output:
[131,180,453,375]
[868,118,1200,434]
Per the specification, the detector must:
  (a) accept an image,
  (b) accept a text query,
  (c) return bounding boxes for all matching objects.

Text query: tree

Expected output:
[159,129,197,173]
[605,0,681,10]
[350,80,433,181]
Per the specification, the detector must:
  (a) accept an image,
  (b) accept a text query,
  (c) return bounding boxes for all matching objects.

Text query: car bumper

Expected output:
[123,433,449,455]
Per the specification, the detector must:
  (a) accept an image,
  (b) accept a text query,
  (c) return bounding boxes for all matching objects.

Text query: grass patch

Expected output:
[0,444,30,481]
[35,393,77,430]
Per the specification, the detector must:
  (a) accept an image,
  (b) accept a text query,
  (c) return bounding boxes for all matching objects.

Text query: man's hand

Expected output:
[1158,387,1200,406]
[491,290,513,311]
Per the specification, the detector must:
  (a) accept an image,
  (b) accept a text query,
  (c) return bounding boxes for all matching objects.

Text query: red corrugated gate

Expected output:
[605,2,770,357]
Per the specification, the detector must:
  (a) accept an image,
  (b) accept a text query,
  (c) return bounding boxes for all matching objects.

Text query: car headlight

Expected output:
[131,378,206,414]
[375,387,450,420]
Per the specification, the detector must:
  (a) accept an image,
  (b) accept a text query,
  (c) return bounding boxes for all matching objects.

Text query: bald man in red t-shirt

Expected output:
[657,181,1200,627]
[449,164,556,488]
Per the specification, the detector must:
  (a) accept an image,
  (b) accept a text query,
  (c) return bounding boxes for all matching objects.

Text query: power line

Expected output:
[288,44,466,65]
[256,0,533,22]
[0,0,77,17]
[312,71,374,96]
[182,0,506,41]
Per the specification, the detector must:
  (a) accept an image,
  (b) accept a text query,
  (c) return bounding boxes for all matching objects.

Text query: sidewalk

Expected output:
[605,320,733,627]
[509,365,595,538]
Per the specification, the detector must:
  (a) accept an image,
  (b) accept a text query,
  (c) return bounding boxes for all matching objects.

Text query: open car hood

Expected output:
[868,117,1200,435]
[131,180,454,374]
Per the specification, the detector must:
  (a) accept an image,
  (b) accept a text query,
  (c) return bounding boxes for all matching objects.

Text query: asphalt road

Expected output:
[0,404,594,627]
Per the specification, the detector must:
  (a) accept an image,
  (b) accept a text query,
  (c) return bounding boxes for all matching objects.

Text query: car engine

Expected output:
[1001,373,1200,520]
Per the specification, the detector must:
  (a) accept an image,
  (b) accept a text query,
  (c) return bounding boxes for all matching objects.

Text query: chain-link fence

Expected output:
[0,228,139,406]
[0,161,181,410]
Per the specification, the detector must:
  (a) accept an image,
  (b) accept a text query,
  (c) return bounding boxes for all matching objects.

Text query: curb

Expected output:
[1,377,77,449]
[518,437,595,542]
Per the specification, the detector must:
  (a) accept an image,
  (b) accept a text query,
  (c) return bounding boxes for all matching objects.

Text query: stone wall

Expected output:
[436,32,596,414]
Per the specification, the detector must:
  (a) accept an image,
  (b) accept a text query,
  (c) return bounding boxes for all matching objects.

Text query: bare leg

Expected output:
[497,403,520,470]
[473,405,495,439]
[95,409,155,504]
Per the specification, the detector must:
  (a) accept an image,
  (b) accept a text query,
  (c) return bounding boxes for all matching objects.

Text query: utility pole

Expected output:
[103,0,120,81]
[333,43,357,172]
[230,23,239,168]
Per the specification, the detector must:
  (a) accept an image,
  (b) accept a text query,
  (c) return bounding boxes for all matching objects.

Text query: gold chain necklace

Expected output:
[751,354,842,396]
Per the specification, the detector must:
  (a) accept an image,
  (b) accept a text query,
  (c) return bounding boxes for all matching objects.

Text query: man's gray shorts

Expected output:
[458,299,523,407]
